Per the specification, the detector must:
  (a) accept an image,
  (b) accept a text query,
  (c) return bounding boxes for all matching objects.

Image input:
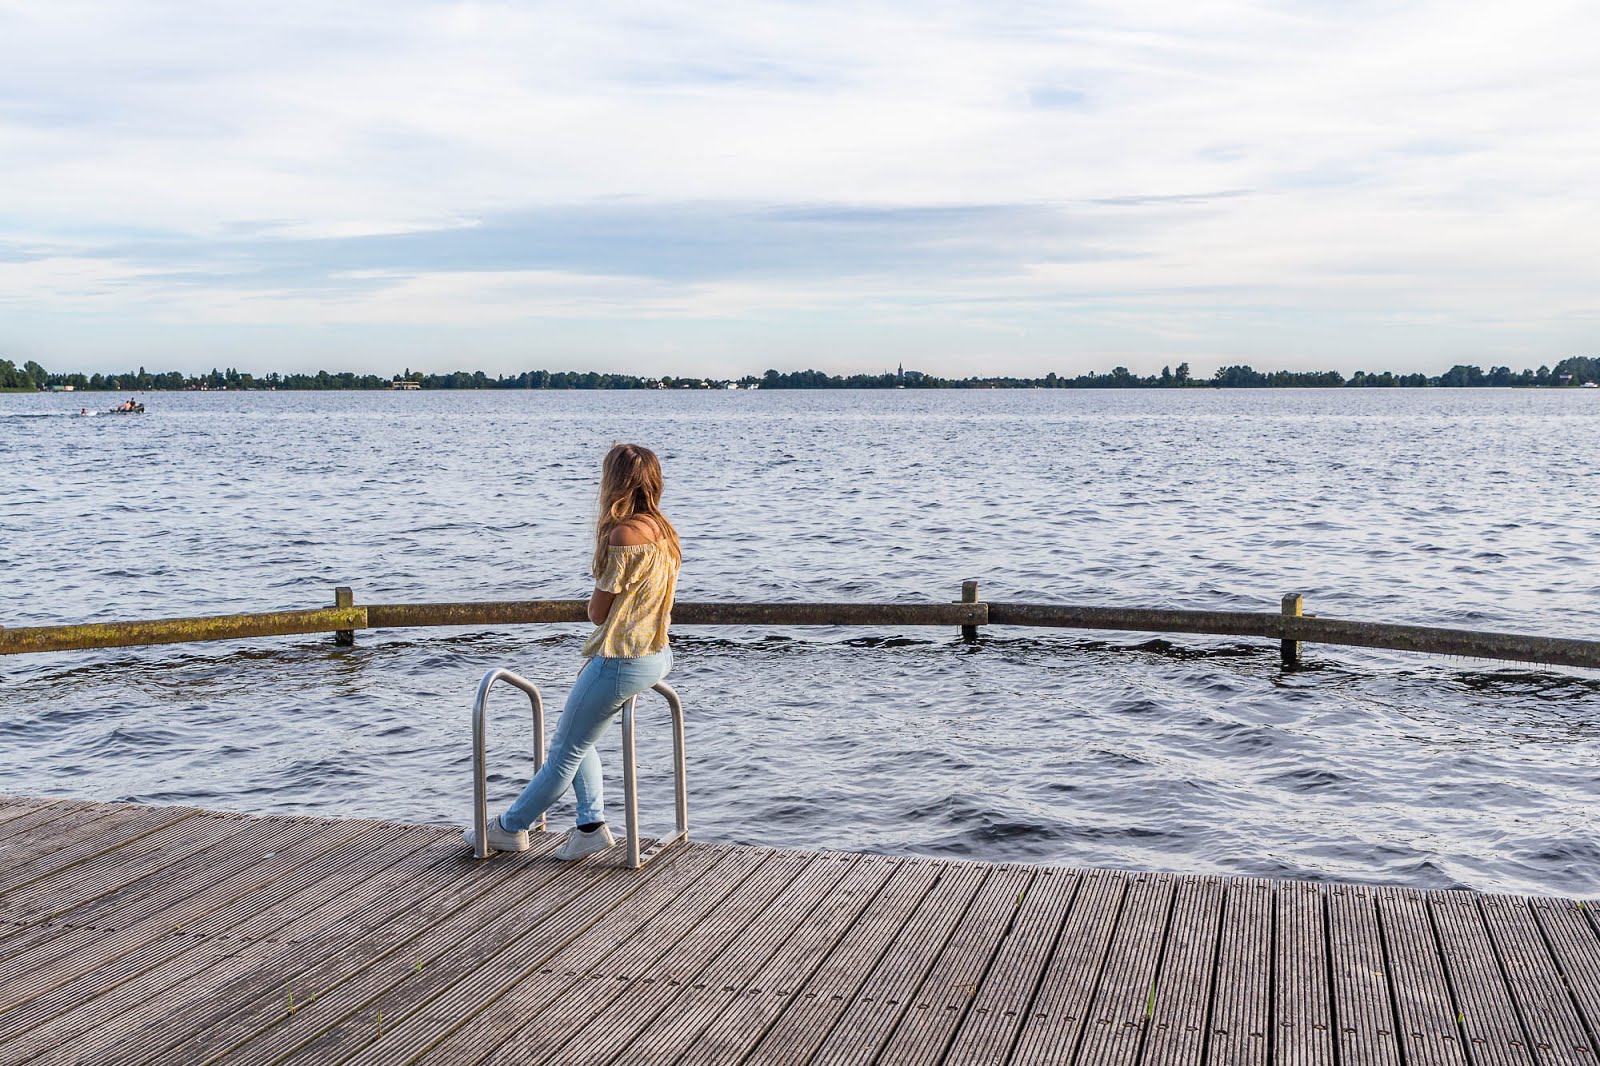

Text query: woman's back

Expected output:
[581,516,678,658]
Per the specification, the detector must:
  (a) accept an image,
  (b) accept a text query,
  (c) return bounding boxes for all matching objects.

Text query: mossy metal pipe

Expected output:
[984,603,1600,670]
[3,596,1596,670]
[0,607,367,654]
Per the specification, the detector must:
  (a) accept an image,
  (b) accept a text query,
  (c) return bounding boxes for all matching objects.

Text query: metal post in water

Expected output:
[961,579,980,643]
[1281,592,1304,669]
[334,586,354,646]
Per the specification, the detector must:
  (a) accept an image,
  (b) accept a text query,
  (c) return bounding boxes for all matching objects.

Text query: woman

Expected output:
[466,442,681,859]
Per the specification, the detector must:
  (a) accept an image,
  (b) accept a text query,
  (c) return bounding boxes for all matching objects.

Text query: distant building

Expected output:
[47,384,75,392]
[391,381,421,390]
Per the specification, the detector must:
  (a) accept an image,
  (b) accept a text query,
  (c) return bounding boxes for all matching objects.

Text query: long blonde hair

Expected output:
[592,442,682,578]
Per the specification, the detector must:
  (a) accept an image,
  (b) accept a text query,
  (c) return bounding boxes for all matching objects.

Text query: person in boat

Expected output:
[465,442,681,860]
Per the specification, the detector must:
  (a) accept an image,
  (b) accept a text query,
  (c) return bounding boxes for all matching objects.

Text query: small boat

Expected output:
[105,403,145,414]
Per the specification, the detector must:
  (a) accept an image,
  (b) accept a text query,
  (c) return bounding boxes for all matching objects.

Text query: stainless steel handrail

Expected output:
[470,668,546,860]
[621,681,689,869]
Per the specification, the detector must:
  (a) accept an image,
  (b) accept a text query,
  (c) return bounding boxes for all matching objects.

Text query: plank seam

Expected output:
[1471,895,1542,1061]
[1372,890,1416,1066]
[1059,873,1135,1066]
[730,858,939,1066]
[1126,875,1183,1066]
[833,864,1000,1066]
[997,872,1086,1066]
[1524,898,1600,1060]
[1322,887,1344,1066]
[284,843,692,1066]
[787,865,955,1066]
[371,842,720,1066]
[1422,894,1473,1058]
[1193,879,1236,1066]
[1268,880,1278,1066]
[929,868,1041,1066]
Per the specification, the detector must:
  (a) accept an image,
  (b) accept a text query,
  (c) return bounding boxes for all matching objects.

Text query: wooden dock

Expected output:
[0,797,1595,1065]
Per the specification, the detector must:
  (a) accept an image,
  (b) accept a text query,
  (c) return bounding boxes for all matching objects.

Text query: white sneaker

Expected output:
[462,815,530,854]
[554,824,616,861]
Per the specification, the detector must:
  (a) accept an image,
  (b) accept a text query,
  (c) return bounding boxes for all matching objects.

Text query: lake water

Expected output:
[1,388,1596,896]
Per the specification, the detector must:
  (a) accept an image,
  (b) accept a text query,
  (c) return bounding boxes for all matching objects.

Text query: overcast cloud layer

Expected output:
[2,0,1597,377]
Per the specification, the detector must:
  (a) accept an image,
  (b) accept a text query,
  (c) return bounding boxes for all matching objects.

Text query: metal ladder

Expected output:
[471,669,688,869]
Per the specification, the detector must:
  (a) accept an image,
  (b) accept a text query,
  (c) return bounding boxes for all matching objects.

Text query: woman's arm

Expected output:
[587,588,616,626]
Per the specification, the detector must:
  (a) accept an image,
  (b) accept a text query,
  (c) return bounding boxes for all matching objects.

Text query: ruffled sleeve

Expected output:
[594,546,634,593]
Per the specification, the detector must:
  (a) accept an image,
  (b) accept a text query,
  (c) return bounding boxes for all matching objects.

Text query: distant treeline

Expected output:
[4,356,1598,392]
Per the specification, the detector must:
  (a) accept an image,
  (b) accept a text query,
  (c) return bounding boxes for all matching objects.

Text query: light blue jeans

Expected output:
[500,647,672,831]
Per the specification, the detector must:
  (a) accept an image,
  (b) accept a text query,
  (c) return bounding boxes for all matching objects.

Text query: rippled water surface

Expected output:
[2,389,1596,896]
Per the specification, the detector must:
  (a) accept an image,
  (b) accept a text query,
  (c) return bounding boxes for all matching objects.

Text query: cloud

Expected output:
[1,0,1597,375]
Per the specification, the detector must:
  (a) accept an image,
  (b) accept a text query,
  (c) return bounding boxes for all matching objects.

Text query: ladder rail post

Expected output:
[622,694,642,868]
[653,681,689,841]
[472,668,545,859]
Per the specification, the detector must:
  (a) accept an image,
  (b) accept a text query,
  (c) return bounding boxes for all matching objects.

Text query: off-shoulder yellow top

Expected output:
[580,540,679,658]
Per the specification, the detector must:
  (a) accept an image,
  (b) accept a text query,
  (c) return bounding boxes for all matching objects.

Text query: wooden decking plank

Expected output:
[0,799,1597,1066]
[12,825,467,1066]
[0,799,64,827]
[0,810,233,919]
[75,830,566,1066]
[944,867,1088,1066]
[0,801,183,866]
[1430,890,1535,1066]
[0,817,393,1018]
[1327,884,1402,1066]
[0,823,435,1066]
[1137,875,1225,1066]
[1207,877,1274,1066]
[450,849,815,1066]
[400,845,774,1056]
[1043,872,1175,1066]
[0,803,201,908]
[1478,893,1596,1066]
[0,811,287,924]
[1004,864,1132,1062]
[1529,898,1600,1057]
[401,844,773,1066]
[596,852,888,1065]
[1276,880,1334,1066]
[859,864,1036,1065]
[0,799,103,844]
[319,841,737,1066]
[739,862,956,1066]
[0,806,232,960]
[0,813,406,1011]
[0,812,352,972]
[671,858,939,1066]
[35,813,351,928]
[183,838,663,1066]
[1375,888,1470,1066]
[542,850,862,1065]
[802,861,991,1066]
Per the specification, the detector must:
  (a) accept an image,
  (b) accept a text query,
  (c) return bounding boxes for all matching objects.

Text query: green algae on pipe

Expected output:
[362,600,987,629]
[364,600,589,628]
[0,607,368,655]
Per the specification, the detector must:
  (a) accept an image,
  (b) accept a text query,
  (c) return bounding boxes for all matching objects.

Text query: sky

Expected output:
[1,0,1597,379]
